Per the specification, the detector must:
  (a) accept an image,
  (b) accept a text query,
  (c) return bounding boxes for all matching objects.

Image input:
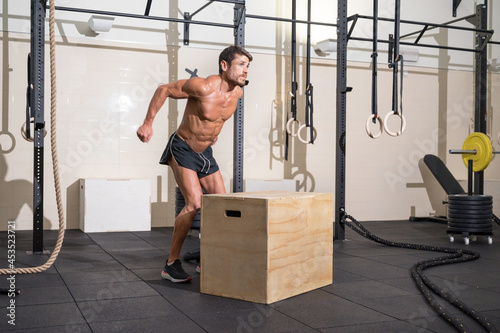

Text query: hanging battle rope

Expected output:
[384,0,406,137]
[342,214,499,333]
[366,0,383,139]
[0,0,65,276]
[285,0,298,161]
[297,0,317,144]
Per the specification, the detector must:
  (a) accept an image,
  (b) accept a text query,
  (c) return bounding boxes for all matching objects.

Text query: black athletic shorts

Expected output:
[159,132,219,178]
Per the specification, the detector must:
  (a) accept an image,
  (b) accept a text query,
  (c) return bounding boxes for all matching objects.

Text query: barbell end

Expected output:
[449,149,477,155]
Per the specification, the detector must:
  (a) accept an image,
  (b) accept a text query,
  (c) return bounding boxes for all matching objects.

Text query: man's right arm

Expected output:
[137,79,188,143]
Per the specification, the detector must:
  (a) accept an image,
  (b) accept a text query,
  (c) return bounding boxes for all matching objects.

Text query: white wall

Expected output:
[4,1,499,68]
[1,0,499,230]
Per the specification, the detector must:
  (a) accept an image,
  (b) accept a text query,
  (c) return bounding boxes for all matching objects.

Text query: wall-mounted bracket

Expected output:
[453,0,462,17]
[183,12,190,45]
[346,14,359,42]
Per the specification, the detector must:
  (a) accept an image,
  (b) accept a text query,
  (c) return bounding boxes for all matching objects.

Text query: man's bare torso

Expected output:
[176,75,242,153]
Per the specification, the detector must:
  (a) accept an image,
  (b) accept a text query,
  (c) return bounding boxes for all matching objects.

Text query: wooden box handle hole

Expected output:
[225,210,241,218]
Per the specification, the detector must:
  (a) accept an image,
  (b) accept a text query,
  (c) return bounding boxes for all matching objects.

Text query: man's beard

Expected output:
[228,72,246,87]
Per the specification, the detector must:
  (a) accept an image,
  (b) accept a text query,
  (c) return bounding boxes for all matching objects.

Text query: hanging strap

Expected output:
[290,0,297,123]
[302,0,316,144]
[305,84,314,143]
[398,55,404,132]
[371,0,378,123]
[285,0,298,161]
[393,0,404,133]
[391,0,401,116]
[366,0,385,139]
[383,0,406,137]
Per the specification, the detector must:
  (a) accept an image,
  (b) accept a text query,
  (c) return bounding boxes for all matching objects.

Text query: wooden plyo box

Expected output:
[200,191,333,304]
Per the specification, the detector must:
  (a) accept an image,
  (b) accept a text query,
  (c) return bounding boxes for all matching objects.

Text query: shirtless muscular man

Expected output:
[137,46,253,282]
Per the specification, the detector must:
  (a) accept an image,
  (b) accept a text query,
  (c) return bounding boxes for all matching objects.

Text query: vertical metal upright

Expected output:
[30,0,46,253]
[233,0,245,193]
[335,0,348,241]
[473,3,487,195]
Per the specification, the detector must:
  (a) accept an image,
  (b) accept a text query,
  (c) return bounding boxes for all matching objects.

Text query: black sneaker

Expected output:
[161,259,192,283]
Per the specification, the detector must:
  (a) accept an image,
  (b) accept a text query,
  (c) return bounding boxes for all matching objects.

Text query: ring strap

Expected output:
[371,0,379,123]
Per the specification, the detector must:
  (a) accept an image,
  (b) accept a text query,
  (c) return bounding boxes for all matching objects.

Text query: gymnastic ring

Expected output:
[297,124,317,144]
[286,118,301,137]
[383,111,406,137]
[21,118,48,142]
[365,114,384,139]
[0,131,16,153]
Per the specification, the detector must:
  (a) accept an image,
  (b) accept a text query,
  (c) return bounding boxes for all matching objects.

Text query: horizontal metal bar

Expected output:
[55,6,235,29]
[349,36,479,53]
[449,149,477,154]
[449,149,500,154]
[211,0,245,4]
[246,14,337,28]
[356,14,493,35]
[400,14,475,39]
[489,41,500,45]
[188,1,214,20]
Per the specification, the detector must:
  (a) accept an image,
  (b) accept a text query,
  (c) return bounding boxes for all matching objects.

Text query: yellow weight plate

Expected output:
[462,132,493,172]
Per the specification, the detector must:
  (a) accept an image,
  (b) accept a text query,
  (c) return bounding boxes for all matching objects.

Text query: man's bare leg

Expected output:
[167,158,203,264]
[200,170,226,194]
[168,168,225,262]
[195,170,225,274]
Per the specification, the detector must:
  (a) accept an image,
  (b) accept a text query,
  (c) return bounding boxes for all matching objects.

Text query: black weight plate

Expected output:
[448,208,492,214]
[448,224,492,230]
[448,194,493,201]
[447,230,493,236]
[448,212,492,218]
[448,208,491,213]
[448,218,492,224]
[449,197,492,202]
[448,216,492,222]
[449,201,492,206]
[448,201,492,206]
[448,217,493,224]
[448,221,492,227]
[447,227,493,233]
[448,211,492,218]
[448,200,492,204]
[449,204,493,209]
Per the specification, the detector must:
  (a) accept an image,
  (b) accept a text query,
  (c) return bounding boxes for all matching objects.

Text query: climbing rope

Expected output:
[342,214,499,333]
[1,0,65,275]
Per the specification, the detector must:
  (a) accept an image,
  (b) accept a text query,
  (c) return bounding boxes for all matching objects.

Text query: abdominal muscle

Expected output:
[176,114,224,153]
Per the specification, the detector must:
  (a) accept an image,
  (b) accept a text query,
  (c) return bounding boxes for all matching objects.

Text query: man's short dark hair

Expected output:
[219,46,253,75]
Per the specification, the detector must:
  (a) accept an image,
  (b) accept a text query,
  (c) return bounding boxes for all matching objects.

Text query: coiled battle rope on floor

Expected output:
[342,214,499,333]
[0,0,65,275]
